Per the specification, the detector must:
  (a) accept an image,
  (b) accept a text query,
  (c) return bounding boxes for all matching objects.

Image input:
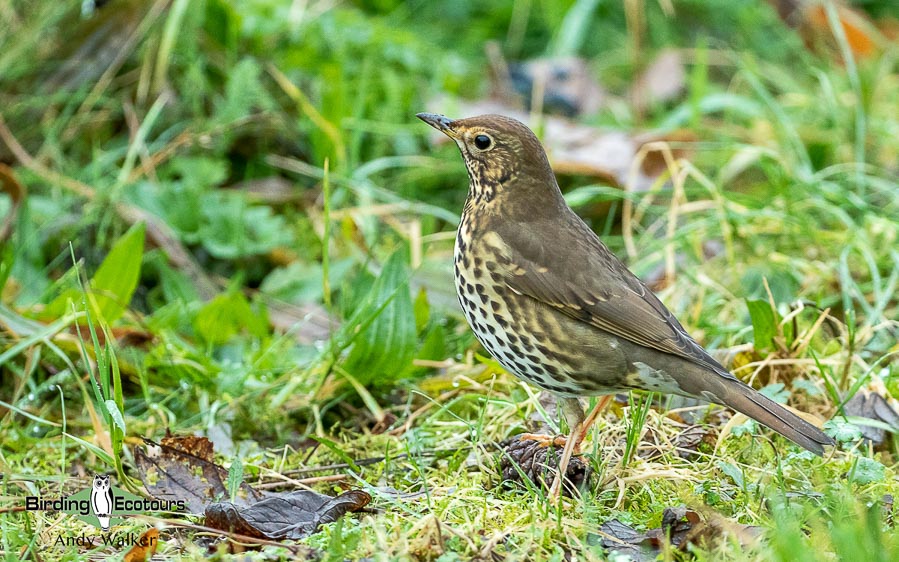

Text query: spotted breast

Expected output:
[454,206,630,397]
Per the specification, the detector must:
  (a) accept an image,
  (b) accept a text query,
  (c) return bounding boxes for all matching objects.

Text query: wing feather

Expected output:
[493,216,735,380]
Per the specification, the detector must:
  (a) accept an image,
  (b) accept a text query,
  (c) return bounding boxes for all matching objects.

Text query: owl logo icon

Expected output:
[89,475,114,532]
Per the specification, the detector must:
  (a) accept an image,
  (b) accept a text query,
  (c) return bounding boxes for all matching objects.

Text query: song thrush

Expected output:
[417,112,833,495]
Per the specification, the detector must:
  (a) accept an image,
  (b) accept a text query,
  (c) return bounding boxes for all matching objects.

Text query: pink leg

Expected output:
[548,395,613,500]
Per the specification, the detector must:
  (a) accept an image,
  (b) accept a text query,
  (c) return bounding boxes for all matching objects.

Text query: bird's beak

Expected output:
[416,112,458,139]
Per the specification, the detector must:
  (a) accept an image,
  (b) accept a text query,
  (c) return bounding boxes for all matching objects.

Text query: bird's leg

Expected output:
[548,395,613,500]
[547,398,584,500]
[575,394,612,446]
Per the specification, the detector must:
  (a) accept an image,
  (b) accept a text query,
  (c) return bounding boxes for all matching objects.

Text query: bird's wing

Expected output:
[493,217,735,379]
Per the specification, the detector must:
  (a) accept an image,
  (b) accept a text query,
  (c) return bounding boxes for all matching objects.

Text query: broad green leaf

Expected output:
[199,193,291,259]
[717,460,745,488]
[741,266,798,305]
[157,259,200,304]
[343,248,415,385]
[215,58,269,125]
[551,0,602,56]
[44,224,146,324]
[194,291,268,344]
[261,258,355,303]
[824,419,863,443]
[746,299,778,353]
[413,287,430,332]
[849,457,885,485]
[168,156,229,188]
[90,223,146,324]
[417,324,447,363]
[759,382,789,404]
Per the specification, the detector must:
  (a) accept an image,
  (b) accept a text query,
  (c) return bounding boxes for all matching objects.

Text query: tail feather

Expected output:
[716,379,834,456]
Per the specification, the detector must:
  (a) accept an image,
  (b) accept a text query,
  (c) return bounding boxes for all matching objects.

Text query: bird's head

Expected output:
[417,113,561,210]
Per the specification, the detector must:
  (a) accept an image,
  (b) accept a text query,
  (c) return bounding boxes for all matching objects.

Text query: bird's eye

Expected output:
[473,134,492,150]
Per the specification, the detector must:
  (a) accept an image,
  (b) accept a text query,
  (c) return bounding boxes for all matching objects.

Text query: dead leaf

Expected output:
[649,506,701,547]
[204,489,371,540]
[503,57,606,117]
[768,0,887,60]
[160,433,215,461]
[69,325,154,348]
[265,299,336,344]
[230,176,303,204]
[674,424,718,459]
[593,519,655,562]
[593,507,760,560]
[678,511,763,551]
[844,390,899,447]
[122,528,159,562]
[0,163,24,244]
[630,49,686,112]
[134,435,262,514]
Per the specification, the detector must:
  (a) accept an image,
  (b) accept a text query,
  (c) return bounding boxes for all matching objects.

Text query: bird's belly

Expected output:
[454,246,627,396]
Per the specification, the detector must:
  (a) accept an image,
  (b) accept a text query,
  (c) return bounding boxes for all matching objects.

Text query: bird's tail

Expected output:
[713,377,834,456]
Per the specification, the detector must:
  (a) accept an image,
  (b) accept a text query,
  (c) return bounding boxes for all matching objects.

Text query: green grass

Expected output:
[1,0,897,560]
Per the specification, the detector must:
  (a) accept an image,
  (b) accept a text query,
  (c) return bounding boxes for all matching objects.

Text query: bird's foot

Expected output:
[518,433,570,449]
[547,395,614,503]
[517,431,584,503]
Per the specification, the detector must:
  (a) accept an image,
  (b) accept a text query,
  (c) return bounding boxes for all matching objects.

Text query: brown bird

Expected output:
[417,112,833,495]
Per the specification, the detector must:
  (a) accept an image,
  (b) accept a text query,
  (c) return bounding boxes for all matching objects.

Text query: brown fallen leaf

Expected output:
[647,506,701,548]
[679,511,763,551]
[265,298,336,345]
[134,433,373,546]
[594,518,656,562]
[503,57,606,117]
[844,390,899,447]
[122,528,159,562]
[0,163,24,244]
[161,433,215,462]
[630,49,686,112]
[205,489,371,540]
[674,424,718,460]
[229,176,304,205]
[134,435,262,514]
[68,324,154,349]
[593,507,760,560]
[768,0,887,61]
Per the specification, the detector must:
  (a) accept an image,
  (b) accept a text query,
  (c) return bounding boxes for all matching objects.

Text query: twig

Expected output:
[253,474,348,490]
[133,514,318,553]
